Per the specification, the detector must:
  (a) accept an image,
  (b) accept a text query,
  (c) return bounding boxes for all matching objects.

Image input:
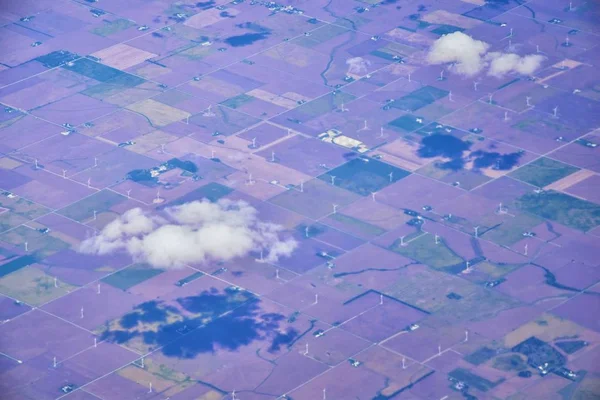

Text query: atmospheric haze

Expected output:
[426,31,545,78]
[79,199,298,269]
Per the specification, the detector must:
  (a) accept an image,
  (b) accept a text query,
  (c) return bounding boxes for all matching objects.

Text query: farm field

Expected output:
[0,1,598,399]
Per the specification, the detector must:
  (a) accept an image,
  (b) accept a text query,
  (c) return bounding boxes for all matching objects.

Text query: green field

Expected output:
[0,212,28,234]
[0,226,69,258]
[0,266,77,306]
[449,368,504,392]
[317,158,410,196]
[81,71,146,99]
[516,190,600,231]
[389,233,463,270]
[0,196,49,220]
[295,91,356,118]
[481,213,542,246]
[430,24,464,35]
[0,255,38,278]
[295,24,349,47]
[57,190,127,222]
[91,19,136,37]
[328,213,386,238]
[492,354,528,372]
[391,85,449,112]
[465,346,496,366]
[63,58,125,82]
[388,114,426,133]
[220,94,255,109]
[163,182,234,208]
[509,157,580,188]
[35,51,79,68]
[102,264,165,291]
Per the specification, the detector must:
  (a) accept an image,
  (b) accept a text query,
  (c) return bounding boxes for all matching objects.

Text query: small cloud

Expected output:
[426,31,490,77]
[486,52,545,78]
[80,199,297,269]
[427,32,545,78]
[346,57,371,76]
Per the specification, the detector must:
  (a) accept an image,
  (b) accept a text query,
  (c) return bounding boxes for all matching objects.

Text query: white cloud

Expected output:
[79,199,298,269]
[346,57,371,76]
[486,52,545,78]
[426,32,545,78]
[426,31,490,76]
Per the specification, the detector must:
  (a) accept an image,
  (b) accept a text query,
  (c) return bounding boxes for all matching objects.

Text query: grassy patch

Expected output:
[35,50,79,68]
[92,19,136,37]
[0,226,69,258]
[391,86,449,112]
[449,368,504,392]
[465,346,496,366]
[492,354,528,371]
[0,255,38,278]
[162,182,233,208]
[481,213,542,246]
[389,234,463,270]
[57,190,126,222]
[318,158,410,196]
[63,58,124,82]
[329,213,386,237]
[0,266,77,306]
[102,264,165,291]
[555,340,588,354]
[516,190,600,231]
[294,92,356,119]
[509,157,580,188]
[220,94,254,109]
[388,115,426,133]
[430,24,464,35]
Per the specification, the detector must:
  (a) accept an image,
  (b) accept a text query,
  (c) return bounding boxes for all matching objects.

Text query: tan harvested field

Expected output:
[503,314,583,348]
[135,63,172,79]
[246,88,299,109]
[537,60,583,84]
[118,365,176,392]
[377,138,437,171]
[545,169,595,191]
[189,76,243,99]
[127,99,191,127]
[92,44,157,70]
[263,43,315,67]
[422,10,482,29]
[0,157,22,169]
[385,28,435,48]
[165,137,312,187]
[184,7,241,29]
[127,130,178,154]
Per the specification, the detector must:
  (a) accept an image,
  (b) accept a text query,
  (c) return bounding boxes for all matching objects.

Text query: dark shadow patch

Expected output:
[196,0,215,9]
[101,288,288,359]
[417,134,471,171]
[268,328,299,353]
[470,150,523,170]
[224,32,270,47]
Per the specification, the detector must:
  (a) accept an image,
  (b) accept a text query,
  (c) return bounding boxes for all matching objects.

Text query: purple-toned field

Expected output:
[0,0,599,399]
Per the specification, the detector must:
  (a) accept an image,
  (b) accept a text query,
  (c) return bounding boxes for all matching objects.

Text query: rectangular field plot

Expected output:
[102,263,165,291]
[57,189,127,222]
[0,265,77,306]
[388,233,464,271]
[317,158,410,197]
[391,85,449,112]
[516,190,600,232]
[509,157,580,188]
